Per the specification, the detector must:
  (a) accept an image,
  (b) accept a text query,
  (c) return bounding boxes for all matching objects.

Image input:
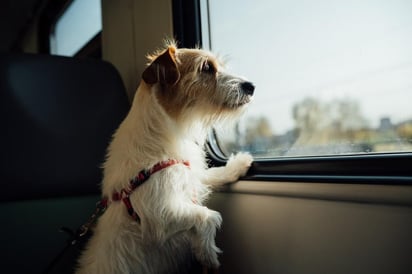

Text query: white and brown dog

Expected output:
[76,41,254,274]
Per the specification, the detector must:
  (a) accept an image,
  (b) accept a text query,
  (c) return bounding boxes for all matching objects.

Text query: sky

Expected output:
[204,0,412,133]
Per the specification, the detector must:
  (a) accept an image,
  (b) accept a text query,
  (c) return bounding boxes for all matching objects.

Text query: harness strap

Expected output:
[102,159,190,222]
[47,160,191,274]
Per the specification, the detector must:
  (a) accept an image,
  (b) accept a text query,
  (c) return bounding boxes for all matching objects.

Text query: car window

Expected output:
[201,0,412,158]
[50,0,102,56]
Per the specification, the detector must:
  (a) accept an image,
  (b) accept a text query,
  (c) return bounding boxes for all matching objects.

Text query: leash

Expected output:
[43,159,190,273]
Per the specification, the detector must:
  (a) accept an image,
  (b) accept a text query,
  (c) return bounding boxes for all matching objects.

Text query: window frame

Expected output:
[208,140,412,184]
[172,0,202,48]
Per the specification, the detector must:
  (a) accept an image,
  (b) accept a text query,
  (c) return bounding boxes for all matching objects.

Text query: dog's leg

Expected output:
[202,152,253,186]
[189,206,223,268]
[164,202,222,268]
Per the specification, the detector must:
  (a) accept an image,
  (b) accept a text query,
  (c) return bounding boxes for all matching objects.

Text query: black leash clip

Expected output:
[60,199,108,246]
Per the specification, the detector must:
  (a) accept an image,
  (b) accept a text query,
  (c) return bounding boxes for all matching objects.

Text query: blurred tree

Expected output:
[292,97,323,134]
[292,96,369,145]
[397,122,412,143]
[245,116,273,144]
[330,98,368,132]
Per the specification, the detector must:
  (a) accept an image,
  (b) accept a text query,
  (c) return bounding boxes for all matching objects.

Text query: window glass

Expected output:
[50,0,102,56]
[201,0,412,157]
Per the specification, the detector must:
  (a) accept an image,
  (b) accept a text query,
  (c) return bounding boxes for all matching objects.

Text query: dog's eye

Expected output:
[201,61,215,74]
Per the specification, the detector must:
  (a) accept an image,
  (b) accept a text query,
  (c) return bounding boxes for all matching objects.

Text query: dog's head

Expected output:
[142,42,254,122]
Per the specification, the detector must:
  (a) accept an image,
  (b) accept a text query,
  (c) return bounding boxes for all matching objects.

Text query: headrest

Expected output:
[0,54,130,201]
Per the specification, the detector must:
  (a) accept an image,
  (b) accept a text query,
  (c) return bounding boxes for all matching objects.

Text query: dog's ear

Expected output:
[142,47,180,86]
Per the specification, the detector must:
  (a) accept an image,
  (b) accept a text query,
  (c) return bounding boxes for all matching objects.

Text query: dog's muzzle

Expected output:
[219,73,255,108]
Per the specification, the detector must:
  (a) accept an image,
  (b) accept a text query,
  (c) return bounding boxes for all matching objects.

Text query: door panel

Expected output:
[209,181,412,274]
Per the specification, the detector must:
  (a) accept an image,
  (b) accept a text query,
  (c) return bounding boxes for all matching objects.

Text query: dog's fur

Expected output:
[76,42,254,274]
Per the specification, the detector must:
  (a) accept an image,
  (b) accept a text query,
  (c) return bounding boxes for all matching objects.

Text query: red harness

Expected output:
[74,160,190,239]
[100,159,190,222]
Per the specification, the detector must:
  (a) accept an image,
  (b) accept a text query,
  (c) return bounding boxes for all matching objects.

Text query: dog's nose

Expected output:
[241,81,255,96]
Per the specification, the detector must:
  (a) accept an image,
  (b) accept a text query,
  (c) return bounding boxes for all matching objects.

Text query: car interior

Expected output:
[1,1,411,274]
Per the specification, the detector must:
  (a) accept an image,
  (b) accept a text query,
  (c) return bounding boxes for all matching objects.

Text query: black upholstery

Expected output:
[0,53,130,201]
[0,53,130,273]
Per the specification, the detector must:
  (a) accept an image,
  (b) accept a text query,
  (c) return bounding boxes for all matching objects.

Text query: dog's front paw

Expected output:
[225,152,253,182]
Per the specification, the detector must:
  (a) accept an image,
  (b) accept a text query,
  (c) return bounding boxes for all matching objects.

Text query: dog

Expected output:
[76,41,255,274]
